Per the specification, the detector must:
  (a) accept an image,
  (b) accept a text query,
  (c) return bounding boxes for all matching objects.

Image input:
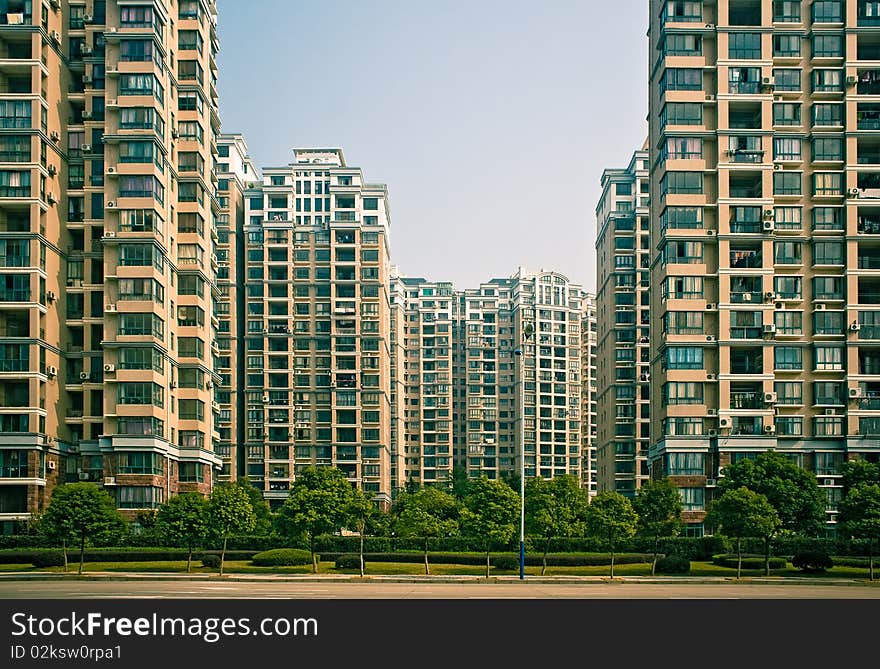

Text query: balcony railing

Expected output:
[731,392,762,409]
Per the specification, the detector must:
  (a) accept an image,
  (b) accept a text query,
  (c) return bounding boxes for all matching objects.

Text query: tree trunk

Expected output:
[485,548,491,579]
[186,545,193,574]
[61,538,68,573]
[542,537,551,576]
[736,538,743,579]
[424,538,430,576]
[764,536,771,577]
[610,539,615,580]
[78,533,86,575]
[359,530,365,578]
[310,535,318,574]
[219,536,227,576]
[652,537,659,576]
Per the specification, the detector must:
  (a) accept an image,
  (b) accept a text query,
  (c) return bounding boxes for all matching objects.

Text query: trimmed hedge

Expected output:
[318,551,653,567]
[712,554,787,570]
[200,555,221,569]
[0,548,258,566]
[31,551,66,568]
[792,551,833,573]
[655,555,691,575]
[334,554,363,570]
[491,555,520,570]
[251,549,312,567]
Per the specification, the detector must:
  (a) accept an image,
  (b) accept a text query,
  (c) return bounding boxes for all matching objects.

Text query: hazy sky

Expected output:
[216,0,649,291]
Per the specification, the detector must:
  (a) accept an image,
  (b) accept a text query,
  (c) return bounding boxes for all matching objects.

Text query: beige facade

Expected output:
[581,292,598,495]
[0,0,224,527]
[648,0,880,532]
[595,149,651,498]
[241,149,393,507]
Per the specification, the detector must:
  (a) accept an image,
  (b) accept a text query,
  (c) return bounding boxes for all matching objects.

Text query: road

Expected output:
[1,579,878,598]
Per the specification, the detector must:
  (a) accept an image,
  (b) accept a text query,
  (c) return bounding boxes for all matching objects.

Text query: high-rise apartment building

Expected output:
[0,0,224,528]
[595,148,651,498]
[648,0,880,533]
[215,133,257,484]
[241,149,393,507]
[581,292,598,495]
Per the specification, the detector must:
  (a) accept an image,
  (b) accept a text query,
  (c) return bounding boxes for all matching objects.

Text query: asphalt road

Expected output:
[1,579,878,598]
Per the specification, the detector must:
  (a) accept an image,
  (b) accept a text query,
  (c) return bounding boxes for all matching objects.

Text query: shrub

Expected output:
[655,555,691,575]
[492,555,520,570]
[200,554,221,569]
[712,554,786,570]
[791,551,833,573]
[31,551,66,568]
[317,552,653,567]
[334,554,363,570]
[251,548,312,567]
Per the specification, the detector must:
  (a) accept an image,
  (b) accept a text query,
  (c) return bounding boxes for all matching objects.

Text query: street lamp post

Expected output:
[515,323,533,581]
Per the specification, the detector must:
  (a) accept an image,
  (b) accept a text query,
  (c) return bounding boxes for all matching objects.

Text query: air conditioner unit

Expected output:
[822,478,836,487]
[764,392,778,403]
[49,0,61,10]
[706,334,716,342]
[763,220,775,232]
[104,304,116,312]
[47,164,57,176]
[707,373,717,381]
[742,292,753,302]
[47,460,56,470]
[706,229,716,236]
[639,336,649,343]
[762,76,775,88]
[47,192,57,204]
[705,94,715,102]
[706,303,717,311]
[78,472,90,481]
[262,394,270,403]
[169,381,176,389]
[106,99,118,107]
[49,131,59,142]
[46,290,56,301]
[171,129,180,139]
[106,201,116,208]
[79,371,90,380]
[719,417,732,428]
[763,323,777,334]
[640,372,650,382]
[83,13,94,22]
[705,23,715,30]
[815,303,827,311]
[775,302,784,310]
[46,365,57,376]
[107,166,116,174]
[765,291,777,301]
[83,75,92,84]
[850,321,862,331]
[103,231,116,238]
[707,430,718,438]
[706,478,717,486]
[707,408,718,417]
[763,209,774,219]
[81,46,93,56]
[103,363,115,373]
[50,30,60,43]
[103,477,116,486]
[764,424,776,435]
[849,387,863,399]
[846,75,858,86]
[824,408,836,416]
[848,188,861,198]
[82,144,92,153]
[773,163,782,170]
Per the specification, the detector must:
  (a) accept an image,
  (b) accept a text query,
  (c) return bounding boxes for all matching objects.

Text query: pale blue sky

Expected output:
[216,0,649,291]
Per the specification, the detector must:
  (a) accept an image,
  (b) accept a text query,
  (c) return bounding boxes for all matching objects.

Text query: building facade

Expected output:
[581,292,598,495]
[240,149,393,507]
[0,0,225,529]
[648,0,880,533]
[595,148,651,498]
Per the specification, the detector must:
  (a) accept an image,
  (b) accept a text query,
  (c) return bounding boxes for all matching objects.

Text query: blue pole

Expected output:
[519,540,525,580]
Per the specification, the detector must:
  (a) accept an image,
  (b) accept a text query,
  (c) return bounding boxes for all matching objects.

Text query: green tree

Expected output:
[705,487,781,578]
[393,487,459,575]
[155,493,209,573]
[38,483,125,574]
[584,491,638,579]
[219,478,273,535]
[449,465,471,500]
[525,475,589,575]
[460,477,520,578]
[840,460,880,497]
[275,466,356,573]
[838,482,880,581]
[207,484,256,576]
[719,451,825,572]
[346,489,376,577]
[633,479,683,575]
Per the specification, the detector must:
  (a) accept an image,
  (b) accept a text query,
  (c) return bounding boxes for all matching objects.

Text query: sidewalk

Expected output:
[0,571,875,586]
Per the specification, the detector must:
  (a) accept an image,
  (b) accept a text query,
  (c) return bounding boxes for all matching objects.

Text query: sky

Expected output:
[216,0,649,292]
